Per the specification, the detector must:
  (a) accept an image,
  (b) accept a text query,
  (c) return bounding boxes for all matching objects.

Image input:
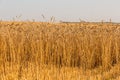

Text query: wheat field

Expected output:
[0,21,120,80]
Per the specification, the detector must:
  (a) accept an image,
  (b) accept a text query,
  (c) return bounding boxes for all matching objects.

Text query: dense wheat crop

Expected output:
[0,21,120,80]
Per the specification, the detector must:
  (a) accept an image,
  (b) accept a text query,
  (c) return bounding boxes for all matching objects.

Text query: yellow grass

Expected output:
[0,21,120,80]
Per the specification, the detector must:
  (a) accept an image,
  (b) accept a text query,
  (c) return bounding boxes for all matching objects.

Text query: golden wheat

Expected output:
[0,21,120,80]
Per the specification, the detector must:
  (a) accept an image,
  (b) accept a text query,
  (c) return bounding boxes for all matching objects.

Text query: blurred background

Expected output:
[0,0,120,22]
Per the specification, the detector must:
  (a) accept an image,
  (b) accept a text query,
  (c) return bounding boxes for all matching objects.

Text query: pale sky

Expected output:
[0,0,120,22]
